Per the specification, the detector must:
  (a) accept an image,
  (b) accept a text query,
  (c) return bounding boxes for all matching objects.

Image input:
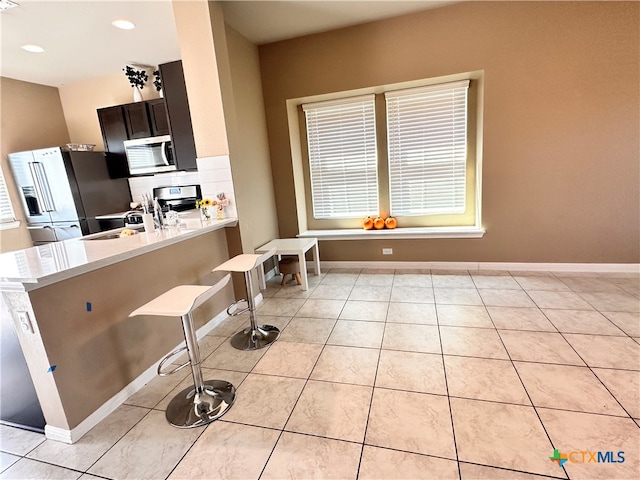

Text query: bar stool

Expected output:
[129,274,235,428]
[213,247,279,350]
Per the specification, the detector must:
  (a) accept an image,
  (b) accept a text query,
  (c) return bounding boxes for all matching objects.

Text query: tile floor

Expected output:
[1,268,639,480]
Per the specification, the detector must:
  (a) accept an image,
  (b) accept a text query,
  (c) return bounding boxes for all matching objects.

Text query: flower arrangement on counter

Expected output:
[196,193,229,221]
[123,65,148,89]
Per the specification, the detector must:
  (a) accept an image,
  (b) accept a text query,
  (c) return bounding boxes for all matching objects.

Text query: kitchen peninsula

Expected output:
[0,211,238,444]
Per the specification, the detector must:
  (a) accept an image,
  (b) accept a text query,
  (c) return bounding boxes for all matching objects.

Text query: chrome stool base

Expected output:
[165,380,236,428]
[230,324,280,350]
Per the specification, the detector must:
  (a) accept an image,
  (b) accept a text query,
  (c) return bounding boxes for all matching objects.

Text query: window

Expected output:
[303,95,378,219]
[296,73,481,233]
[386,80,469,216]
[0,168,17,228]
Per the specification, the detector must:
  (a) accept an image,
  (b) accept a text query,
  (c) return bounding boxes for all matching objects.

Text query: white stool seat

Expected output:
[130,279,229,318]
[213,247,279,350]
[129,274,235,428]
[213,247,277,273]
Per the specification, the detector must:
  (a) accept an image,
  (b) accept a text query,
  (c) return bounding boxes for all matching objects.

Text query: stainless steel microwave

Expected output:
[123,135,176,176]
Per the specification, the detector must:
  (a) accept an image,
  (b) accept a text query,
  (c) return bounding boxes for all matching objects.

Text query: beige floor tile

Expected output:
[296,298,346,319]
[27,405,149,471]
[256,297,305,317]
[155,367,248,411]
[437,304,494,328]
[432,273,475,288]
[459,463,564,479]
[580,291,640,312]
[471,274,522,289]
[261,432,361,480]
[513,276,571,291]
[514,362,626,416]
[444,356,530,405]
[173,334,226,364]
[391,285,435,303]
[450,398,558,477]
[359,445,459,479]
[563,334,640,370]
[434,287,484,306]
[321,271,360,285]
[440,326,509,359]
[255,314,293,332]
[309,283,353,300]
[561,276,626,293]
[498,331,585,365]
[339,300,388,322]
[279,317,336,344]
[285,380,372,442]
[487,306,556,331]
[208,313,250,337]
[375,350,446,394]
[0,452,20,473]
[327,320,385,348]
[542,309,626,335]
[252,341,323,378]
[222,373,305,429]
[202,339,268,372]
[273,284,316,299]
[366,388,455,458]
[125,368,192,408]
[593,368,640,418]
[0,458,82,480]
[611,277,640,297]
[87,409,202,480]
[168,421,279,480]
[386,302,437,324]
[602,311,640,337]
[528,290,594,310]
[393,272,433,286]
[0,425,44,456]
[382,323,442,354]
[348,285,392,302]
[310,345,379,386]
[538,408,640,479]
[356,272,395,286]
[478,289,537,308]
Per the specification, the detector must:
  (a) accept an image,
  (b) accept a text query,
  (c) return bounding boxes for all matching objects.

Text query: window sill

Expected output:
[298,226,485,240]
[0,220,20,231]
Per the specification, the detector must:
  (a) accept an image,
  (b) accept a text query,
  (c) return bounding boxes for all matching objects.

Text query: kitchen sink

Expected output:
[81,226,144,241]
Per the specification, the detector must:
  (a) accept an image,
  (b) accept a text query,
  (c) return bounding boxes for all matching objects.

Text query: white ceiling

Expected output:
[0,0,453,87]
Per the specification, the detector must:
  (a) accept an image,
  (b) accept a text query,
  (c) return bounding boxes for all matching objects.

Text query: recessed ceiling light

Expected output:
[112,19,135,30]
[21,44,44,53]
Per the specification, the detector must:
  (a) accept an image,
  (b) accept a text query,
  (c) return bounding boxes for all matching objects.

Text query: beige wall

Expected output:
[259,1,640,263]
[0,77,71,253]
[58,74,161,149]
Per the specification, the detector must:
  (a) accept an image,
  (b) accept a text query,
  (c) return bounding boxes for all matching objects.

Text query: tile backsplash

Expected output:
[127,155,237,218]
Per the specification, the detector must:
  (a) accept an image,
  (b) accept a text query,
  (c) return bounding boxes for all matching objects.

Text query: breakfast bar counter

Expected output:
[0,211,239,444]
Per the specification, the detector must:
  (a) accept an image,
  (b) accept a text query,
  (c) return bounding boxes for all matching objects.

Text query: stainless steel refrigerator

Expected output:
[8,147,132,244]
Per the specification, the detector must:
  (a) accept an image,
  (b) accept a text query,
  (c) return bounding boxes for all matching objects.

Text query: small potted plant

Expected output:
[123,66,148,101]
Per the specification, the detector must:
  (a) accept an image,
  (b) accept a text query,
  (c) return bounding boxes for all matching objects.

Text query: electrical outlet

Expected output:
[382,248,393,255]
[17,311,34,334]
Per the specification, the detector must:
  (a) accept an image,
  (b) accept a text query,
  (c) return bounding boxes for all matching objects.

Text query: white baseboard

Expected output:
[318,261,639,273]
[45,307,230,444]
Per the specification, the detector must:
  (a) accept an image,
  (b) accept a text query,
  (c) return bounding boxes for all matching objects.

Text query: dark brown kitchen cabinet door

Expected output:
[97,106,130,178]
[123,102,152,139]
[159,60,197,171]
[147,98,170,136]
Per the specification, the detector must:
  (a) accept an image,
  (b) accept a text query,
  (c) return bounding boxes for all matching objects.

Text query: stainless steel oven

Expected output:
[123,135,175,176]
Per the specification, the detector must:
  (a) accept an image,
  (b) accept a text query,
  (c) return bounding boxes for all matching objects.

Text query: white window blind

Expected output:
[386,80,469,216]
[303,95,378,219]
[0,168,16,225]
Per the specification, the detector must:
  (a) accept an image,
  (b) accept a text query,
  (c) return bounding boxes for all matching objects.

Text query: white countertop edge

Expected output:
[1,217,237,291]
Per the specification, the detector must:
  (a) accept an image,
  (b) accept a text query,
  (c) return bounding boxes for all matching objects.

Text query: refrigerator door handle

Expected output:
[29,162,56,212]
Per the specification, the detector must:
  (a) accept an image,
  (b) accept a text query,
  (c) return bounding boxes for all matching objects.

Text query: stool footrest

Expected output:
[157,346,190,377]
[227,300,249,316]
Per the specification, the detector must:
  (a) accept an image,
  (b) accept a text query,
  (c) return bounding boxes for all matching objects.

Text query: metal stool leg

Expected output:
[165,311,235,428]
[230,270,280,350]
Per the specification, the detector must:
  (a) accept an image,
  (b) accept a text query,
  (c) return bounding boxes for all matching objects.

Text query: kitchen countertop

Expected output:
[0,210,237,291]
